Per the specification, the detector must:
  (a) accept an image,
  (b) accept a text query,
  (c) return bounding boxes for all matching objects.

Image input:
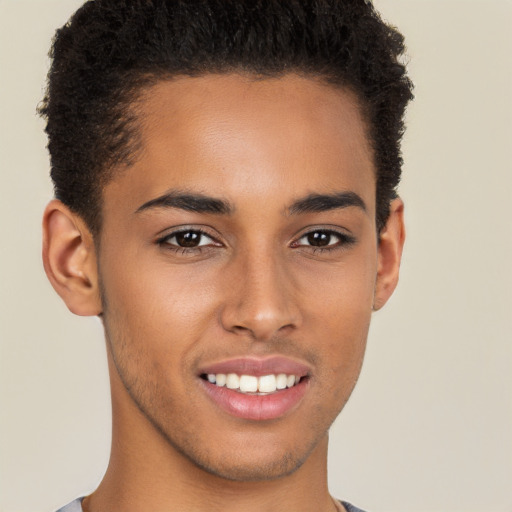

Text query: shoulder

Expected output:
[55,498,83,512]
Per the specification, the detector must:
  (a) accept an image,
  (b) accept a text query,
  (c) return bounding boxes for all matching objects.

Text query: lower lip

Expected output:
[200,378,309,421]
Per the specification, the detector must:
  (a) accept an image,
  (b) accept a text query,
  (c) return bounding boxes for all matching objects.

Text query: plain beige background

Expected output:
[0,1,511,511]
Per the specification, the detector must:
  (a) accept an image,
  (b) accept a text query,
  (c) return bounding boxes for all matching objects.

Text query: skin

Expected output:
[43,73,405,512]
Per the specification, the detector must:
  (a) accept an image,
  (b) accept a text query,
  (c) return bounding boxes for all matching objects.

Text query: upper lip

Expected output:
[198,356,311,377]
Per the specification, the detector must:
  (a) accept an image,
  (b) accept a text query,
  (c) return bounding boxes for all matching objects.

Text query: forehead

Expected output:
[105,73,375,218]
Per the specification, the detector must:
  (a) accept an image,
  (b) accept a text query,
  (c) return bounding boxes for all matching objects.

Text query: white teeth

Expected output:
[226,373,240,389]
[239,375,258,393]
[258,374,277,393]
[276,374,288,390]
[215,373,226,387]
[206,372,303,394]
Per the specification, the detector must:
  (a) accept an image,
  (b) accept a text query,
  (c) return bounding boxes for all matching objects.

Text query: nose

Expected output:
[220,249,301,341]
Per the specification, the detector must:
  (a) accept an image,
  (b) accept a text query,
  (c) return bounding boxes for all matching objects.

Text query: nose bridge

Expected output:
[220,241,300,340]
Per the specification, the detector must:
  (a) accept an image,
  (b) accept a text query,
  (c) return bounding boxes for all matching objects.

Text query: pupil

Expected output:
[176,231,201,247]
[307,231,330,247]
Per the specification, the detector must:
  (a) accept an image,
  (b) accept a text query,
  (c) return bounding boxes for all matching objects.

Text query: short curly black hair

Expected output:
[39,0,413,236]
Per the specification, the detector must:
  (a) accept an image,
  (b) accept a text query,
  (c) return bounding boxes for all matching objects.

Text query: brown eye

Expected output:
[294,229,356,251]
[175,231,203,247]
[306,231,332,247]
[161,230,215,249]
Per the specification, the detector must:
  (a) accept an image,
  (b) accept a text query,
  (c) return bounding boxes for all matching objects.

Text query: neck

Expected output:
[87,352,338,512]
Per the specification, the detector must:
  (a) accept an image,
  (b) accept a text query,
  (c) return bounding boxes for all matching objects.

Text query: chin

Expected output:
[159,423,326,484]
[187,448,309,482]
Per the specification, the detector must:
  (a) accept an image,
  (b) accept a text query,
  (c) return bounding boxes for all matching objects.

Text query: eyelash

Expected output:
[292,230,356,253]
[156,228,356,255]
[156,228,219,255]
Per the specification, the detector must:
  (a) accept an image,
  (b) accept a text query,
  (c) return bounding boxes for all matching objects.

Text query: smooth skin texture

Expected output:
[43,74,405,512]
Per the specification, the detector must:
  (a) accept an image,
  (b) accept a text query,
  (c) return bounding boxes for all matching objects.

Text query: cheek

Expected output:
[101,248,215,336]
[299,245,377,327]
[98,251,228,406]
[299,246,376,385]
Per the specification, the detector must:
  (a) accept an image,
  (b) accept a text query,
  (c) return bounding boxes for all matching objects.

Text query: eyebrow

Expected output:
[135,190,233,215]
[287,191,367,215]
[135,189,366,217]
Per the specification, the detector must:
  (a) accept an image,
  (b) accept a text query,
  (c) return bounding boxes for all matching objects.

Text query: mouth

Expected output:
[200,372,305,395]
[198,357,311,421]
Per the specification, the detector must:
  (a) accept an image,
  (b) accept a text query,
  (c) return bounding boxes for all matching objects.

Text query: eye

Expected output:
[293,229,355,251]
[158,229,219,250]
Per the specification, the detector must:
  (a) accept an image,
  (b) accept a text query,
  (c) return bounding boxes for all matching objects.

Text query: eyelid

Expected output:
[291,226,357,250]
[292,225,355,241]
[154,225,355,253]
[155,226,223,246]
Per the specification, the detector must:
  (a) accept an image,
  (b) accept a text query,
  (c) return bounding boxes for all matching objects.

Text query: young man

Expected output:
[40,1,413,511]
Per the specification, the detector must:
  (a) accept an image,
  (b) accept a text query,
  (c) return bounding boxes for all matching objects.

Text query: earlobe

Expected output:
[373,198,406,311]
[42,200,102,316]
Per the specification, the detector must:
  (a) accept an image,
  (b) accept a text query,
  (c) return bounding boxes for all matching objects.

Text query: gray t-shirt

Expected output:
[56,499,83,512]
[56,497,367,512]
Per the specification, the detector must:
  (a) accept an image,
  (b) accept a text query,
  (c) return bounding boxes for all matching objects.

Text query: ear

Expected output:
[373,198,406,311]
[42,200,102,316]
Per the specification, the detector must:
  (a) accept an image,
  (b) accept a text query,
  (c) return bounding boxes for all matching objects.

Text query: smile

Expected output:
[201,373,302,395]
[198,357,311,421]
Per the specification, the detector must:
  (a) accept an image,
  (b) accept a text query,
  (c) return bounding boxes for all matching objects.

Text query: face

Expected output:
[97,74,381,481]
